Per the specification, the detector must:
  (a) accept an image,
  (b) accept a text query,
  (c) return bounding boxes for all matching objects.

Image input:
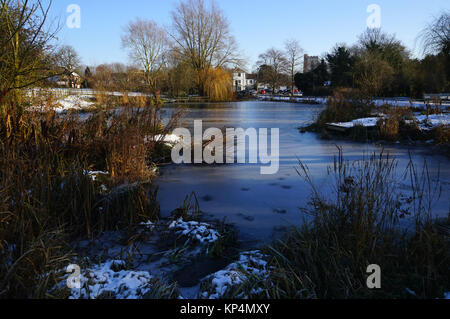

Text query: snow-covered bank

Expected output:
[54,95,95,112]
[63,260,155,299]
[258,95,328,104]
[328,117,380,128]
[29,94,95,112]
[373,98,450,109]
[328,113,450,130]
[258,95,449,110]
[51,217,242,299]
[410,114,450,130]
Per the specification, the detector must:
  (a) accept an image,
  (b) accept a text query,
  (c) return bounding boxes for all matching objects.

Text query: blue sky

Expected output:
[49,0,449,70]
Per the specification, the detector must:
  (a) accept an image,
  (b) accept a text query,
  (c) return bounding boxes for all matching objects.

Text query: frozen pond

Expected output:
[156,101,450,248]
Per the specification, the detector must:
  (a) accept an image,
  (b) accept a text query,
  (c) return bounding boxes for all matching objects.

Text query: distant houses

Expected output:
[232,69,257,92]
[53,72,82,88]
[232,68,301,93]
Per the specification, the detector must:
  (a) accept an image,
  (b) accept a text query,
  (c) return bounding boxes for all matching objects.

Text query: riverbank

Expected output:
[300,92,450,156]
[1,97,449,299]
[51,149,450,299]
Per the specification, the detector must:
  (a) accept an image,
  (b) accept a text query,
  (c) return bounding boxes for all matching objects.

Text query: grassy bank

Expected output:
[303,90,450,155]
[0,100,180,298]
[263,149,449,299]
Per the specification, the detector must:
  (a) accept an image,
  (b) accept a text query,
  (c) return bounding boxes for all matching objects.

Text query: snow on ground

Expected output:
[63,260,154,299]
[84,170,108,181]
[169,218,221,244]
[54,95,95,112]
[259,95,449,110]
[258,95,327,104]
[199,251,269,299]
[147,134,183,147]
[328,113,450,130]
[411,114,450,130]
[329,117,380,128]
[140,220,156,231]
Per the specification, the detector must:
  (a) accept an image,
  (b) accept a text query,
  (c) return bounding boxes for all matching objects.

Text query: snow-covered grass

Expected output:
[199,251,270,299]
[329,117,380,128]
[55,259,176,299]
[169,218,221,244]
[373,98,450,109]
[54,95,95,112]
[63,260,154,299]
[411,114,450,131]
[146,134,183,147]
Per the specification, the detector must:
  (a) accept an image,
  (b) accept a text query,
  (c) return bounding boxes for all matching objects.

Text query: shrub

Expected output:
[316,89,372,129]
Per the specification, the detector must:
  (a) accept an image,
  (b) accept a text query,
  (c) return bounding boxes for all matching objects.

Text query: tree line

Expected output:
[255,12,449,98]
[1,0,448,108]
[0,0,241,107]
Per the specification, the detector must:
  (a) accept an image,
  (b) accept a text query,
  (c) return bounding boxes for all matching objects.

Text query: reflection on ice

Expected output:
[156,101,449,247]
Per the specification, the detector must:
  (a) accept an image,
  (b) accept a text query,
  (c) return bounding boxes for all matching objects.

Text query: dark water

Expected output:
[156,101,450,248]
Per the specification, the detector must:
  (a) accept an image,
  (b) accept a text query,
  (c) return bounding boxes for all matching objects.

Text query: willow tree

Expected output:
[170,0,240,95]
[0,0,59,108]
[121,18,169,95]
[419,11,450,55]
[203,67,233,101]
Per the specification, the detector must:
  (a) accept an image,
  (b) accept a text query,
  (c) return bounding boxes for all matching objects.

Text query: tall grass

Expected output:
[0,102,179,298]
[265,148,449,299]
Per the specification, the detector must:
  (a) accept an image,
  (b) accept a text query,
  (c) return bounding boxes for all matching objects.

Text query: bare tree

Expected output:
[56,45,81,87]
[284,39,303,96]
[121,18,169,94]
[257,48,288,93]
[419,11,450,55]
[0,0,60,108]
[57,45,80,72]
[170,0,241,94]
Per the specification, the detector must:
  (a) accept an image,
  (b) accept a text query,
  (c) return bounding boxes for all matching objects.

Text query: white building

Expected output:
[232,70,246,91]
[232,70,258,92]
